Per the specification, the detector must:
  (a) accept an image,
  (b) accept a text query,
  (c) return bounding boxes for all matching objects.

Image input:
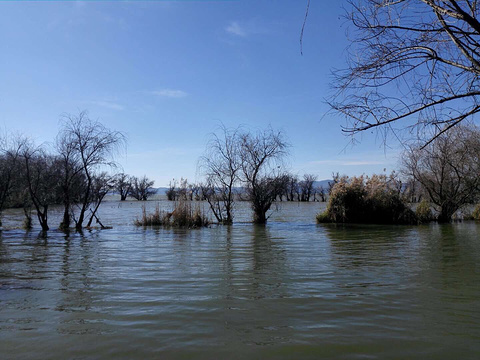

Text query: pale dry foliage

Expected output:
[318,174,417,224]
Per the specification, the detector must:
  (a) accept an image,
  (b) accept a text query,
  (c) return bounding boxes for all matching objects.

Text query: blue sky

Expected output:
[0,0,401,186]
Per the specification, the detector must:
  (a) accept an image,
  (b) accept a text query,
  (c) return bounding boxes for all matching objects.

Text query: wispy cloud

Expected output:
[150,89,188,98]
[90,100,124,111]
[225,21,247,37]
[309,160,385,166]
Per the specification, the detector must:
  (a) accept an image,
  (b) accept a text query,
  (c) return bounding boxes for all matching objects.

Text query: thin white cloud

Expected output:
[90,101,124,111]
[342,161,384,166]
[151,89,188,98]
[226,21,247,37]
[309,160,385,166]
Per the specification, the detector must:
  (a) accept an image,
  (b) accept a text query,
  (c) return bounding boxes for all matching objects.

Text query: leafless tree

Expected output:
[402,124,480,222]
[189,183,202,201]
[199,125,242,224]
[129,175,156,201]
[166,179,177,201]
[299,174,318,202]
[114,173,133,201]
[239,128,289,224]
[275,173,291,201]
[316,186,327,202]
[86,172,114,227]
[22,144,62,231]
[57,111,125,230]
[283,174,299,201]
[330,0,480,145]
[0,134,27,225]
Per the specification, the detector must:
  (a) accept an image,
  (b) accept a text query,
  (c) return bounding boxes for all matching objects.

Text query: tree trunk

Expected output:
[60,187,70,231]
[438,203,456,223]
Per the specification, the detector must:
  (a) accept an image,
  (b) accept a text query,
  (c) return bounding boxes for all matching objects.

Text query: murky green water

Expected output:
[1,201,479,359]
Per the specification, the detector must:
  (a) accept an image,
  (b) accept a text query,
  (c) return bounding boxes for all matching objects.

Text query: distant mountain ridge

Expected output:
[152,179,333,195]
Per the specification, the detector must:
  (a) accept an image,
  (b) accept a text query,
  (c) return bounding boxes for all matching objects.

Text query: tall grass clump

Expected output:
[134,203,168,226]
[317,175,417,225]
[415,200,433,223]
[134,199,209,228]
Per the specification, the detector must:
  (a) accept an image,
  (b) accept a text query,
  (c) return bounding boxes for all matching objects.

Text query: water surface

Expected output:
[1,201,479,359]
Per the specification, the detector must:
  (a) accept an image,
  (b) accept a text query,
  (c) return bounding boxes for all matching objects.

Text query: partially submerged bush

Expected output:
[316,210,332,223]
[317,175,417,225]
[415,200,433,223]
[472,204,480,220]
[135,200,209,228]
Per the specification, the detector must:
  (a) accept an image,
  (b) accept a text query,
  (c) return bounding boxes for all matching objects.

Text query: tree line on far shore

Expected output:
[2,112,480,231]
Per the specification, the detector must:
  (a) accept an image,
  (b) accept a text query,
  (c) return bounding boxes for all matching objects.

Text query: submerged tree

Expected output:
[402,125,480,222]
[22,145,62,231]
[239,128,289,224]
[299,174,317,202]
[86,172,114,227]
[57,111,125,231]
[166,179,177,201]
[199,125,242,224]
[0,135,26,225]
[329,0,480,145]
[114,173,133,201]
[129,175,155,201]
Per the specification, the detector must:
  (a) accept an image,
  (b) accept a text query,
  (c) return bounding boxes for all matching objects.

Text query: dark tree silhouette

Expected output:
[57,111,125,230]
[240,128,289,224]
[114,173,133,201]
[199,125,242,224]
[129,175,155,201]
[330,0,480,145]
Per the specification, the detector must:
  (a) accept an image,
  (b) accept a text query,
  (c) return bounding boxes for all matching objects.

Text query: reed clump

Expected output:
[317,175,417,225]
[134,199,209,228]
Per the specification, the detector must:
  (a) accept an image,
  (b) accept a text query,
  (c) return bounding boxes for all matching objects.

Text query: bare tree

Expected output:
[114,173,133,201]
[402,124,480,222]
[317,186,327,202]
[86,172,114,227]
[22,145,62,231]
[239,128,289,224]
[57,111,125,230]
[0,134,27,225]
[330,0,480,145]
[166,179,177,201]
[275,173,291,201]
[56,126,83,230]
[129,175,156,201]
[199,125,241,224]
[299,174,318,202]
[284,174,299,201]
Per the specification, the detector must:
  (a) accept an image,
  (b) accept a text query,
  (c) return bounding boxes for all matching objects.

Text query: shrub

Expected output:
[316,210,332,223]
[415,200,433,223]
[317,175,417,225]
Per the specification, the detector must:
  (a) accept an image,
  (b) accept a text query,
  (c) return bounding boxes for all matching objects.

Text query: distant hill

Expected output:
[153,180,334,195]
[314,180,333,189]
[154,187,169,195]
